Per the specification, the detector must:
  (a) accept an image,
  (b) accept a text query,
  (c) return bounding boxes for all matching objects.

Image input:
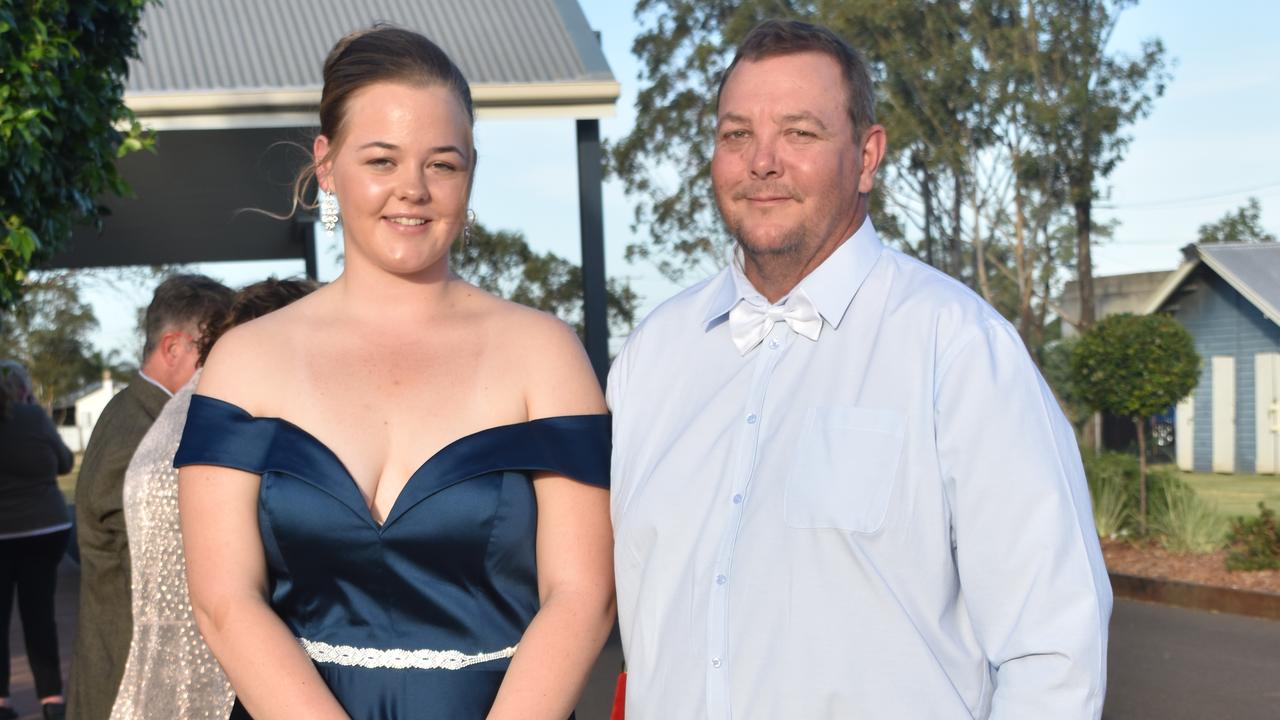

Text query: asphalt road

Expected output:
[1105,599,1280,720]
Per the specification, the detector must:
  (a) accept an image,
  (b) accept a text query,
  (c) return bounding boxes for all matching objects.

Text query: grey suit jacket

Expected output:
[67,378,170,720]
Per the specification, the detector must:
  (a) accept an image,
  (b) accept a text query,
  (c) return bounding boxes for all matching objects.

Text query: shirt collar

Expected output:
[701,218,884,331]
[137,369,175,398]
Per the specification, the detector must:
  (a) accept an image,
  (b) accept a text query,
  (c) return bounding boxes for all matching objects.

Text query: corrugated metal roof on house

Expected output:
[1147,243,1280,325]
[51,381,104,410]
[126,0,613,94]
[1196,243,1280,324]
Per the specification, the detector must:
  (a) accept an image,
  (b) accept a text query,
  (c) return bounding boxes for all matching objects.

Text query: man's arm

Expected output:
[935,319,1112,719]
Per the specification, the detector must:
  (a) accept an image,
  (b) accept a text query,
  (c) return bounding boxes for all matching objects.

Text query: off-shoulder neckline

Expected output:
[187,394,608,530]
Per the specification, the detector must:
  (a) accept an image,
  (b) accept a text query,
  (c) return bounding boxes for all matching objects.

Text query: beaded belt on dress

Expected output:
[298,638,517,670]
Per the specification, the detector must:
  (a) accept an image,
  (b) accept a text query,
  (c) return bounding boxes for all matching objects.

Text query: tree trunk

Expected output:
[1135,416,1148,536]
[1075,197,1096,327]
[951,168,963,279]
[1014,189,1033,343]
[923,166,935,267]
[971,170,993,303]
[1037,272,1051,349]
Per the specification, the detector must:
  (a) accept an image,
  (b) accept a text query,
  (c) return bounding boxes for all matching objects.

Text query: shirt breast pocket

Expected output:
[784,405,906,534]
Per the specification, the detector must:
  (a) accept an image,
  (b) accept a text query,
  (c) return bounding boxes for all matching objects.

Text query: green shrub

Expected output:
[1084,453,1132,539]
[1083,452,1225,551]
[1070,314,1201,534]
[1226,503,1280,571]
[1150,481,1227,553]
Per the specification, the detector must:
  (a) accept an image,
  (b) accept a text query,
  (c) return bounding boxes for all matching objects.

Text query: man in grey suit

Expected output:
[67,274,231,720]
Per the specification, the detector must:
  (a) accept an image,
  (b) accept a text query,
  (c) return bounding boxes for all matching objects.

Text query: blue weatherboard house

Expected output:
[1146,243,1280,474]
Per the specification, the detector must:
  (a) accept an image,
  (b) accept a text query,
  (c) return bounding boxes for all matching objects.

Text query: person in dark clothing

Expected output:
[0,360,74,720]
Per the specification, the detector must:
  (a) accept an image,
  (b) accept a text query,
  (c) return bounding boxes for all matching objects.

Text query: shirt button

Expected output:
[711,657,722,668]
[715,574,727,585]
[746,413,758,425]
[732,493,743,504]
[768,338,781,350]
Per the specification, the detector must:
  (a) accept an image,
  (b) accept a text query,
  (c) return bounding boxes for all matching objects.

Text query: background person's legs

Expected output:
[11,531,70,702]
[0,535,19,710]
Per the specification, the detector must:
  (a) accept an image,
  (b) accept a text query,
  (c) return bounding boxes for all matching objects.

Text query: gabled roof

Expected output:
[1146,243,1280,325]
[51,380,121,410]
[125,0,619,129]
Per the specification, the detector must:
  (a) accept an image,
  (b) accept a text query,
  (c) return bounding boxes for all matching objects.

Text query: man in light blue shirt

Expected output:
[607,19,1111,719]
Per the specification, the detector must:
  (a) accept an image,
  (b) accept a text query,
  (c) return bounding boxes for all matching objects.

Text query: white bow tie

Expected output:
[728,291,823,354]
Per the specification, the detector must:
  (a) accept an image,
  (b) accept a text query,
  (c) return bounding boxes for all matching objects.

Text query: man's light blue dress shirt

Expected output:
[607,221,1112,719]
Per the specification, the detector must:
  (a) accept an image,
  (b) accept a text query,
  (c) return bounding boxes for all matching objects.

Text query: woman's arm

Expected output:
[179,331,349,720]
[486,317,616,720]
[180,463,349,720]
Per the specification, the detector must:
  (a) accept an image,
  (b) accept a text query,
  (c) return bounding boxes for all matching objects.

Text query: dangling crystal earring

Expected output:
[319,189,340,233]
[464,208,477,247]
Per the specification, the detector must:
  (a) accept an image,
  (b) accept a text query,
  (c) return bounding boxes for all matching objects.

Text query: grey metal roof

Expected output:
[125,0,618,127]
[1197,243,1280,322]
[1147,243,1280,325]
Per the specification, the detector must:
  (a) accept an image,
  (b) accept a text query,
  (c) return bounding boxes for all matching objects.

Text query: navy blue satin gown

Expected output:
[173,395,610,719]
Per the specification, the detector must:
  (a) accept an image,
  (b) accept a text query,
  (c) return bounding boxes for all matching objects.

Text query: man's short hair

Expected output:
[141,274,234,360]
[717,19,877,141]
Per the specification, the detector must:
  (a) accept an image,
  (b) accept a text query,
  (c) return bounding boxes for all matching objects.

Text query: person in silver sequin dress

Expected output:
[110,279,317,720]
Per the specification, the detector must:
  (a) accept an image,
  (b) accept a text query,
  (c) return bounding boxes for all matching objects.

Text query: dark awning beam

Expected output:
[576,118,609,387]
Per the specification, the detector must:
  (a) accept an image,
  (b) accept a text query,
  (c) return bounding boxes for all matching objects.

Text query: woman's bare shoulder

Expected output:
[466,293,603,418]
[196,290,325,415]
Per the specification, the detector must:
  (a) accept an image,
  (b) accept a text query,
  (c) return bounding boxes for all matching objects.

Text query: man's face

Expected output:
[711,52,869,262]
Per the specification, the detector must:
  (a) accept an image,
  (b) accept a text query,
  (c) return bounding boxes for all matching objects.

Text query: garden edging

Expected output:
[1109,572,1280,621]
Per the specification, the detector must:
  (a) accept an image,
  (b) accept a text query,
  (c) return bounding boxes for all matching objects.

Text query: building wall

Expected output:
[1062,270,1171,338]
[57,426,88,454]
[59,383,123,455]
[1170,270,1280,473]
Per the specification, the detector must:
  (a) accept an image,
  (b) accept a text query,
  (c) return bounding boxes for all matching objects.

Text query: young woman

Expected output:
[175,27,614,720]
[111,278,317,720]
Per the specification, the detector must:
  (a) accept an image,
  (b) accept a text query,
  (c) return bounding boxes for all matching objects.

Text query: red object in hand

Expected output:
[610,671,627,720]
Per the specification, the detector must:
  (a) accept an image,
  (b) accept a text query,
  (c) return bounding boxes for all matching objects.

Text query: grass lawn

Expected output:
[59,452,83,503]
[1166,466,1280,519]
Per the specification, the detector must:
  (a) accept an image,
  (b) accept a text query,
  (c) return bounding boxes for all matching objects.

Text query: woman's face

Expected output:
[315,81,474,279]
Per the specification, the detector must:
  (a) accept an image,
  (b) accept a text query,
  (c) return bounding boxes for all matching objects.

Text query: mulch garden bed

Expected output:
[1101,539,1280,595]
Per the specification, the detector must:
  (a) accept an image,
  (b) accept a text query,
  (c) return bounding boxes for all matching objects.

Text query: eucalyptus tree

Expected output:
[451,222,639,341]
[1197,197,1276,245]
[1016,0,1169,327]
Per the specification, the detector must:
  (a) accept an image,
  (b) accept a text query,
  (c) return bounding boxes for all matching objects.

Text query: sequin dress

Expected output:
[111,373,235,720]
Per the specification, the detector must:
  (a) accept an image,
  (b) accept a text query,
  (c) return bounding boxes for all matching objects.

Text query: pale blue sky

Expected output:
[1098,0,1280,272]
[81,0,1280,359]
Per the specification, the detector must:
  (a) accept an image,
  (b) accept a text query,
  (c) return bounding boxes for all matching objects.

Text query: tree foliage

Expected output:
[1016,0,1170,327]
[1070,312,1199,531]
[1070,313,1198,419]
[0,0,155,306]
[1197,197,1275,245]
[450,222,639,341]
[609,0,1167,350]
[0,271,134,407]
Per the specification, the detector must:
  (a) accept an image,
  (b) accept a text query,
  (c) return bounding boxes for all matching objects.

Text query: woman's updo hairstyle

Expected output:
[320,25,474,144]
[293,25,475,209]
